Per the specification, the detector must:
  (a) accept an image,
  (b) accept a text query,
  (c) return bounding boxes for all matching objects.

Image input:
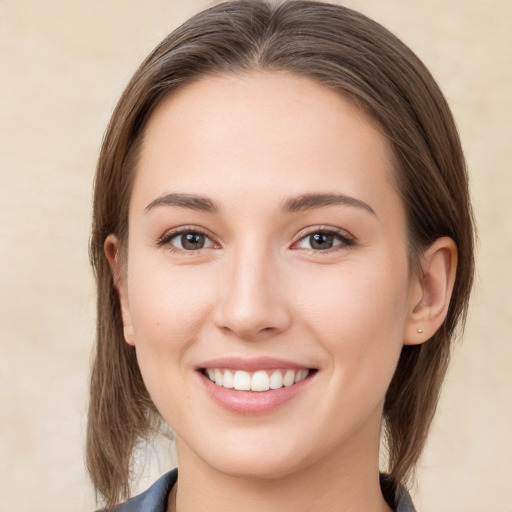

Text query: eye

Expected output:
[158,229,217,252]
[295,229,354,251]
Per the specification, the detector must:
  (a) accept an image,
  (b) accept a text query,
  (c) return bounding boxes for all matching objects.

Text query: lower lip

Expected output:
[199,372,314,415]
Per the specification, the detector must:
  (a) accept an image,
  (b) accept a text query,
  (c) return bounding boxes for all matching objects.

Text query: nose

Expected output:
[213,246,292,340]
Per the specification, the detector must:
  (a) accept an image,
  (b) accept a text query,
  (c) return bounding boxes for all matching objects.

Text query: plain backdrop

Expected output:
[1,1,511,511]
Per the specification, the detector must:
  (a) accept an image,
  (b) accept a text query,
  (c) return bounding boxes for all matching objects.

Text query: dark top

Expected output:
[110,468,416,512]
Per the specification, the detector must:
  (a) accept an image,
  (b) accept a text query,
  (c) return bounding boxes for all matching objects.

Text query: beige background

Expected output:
[1,1,511,511]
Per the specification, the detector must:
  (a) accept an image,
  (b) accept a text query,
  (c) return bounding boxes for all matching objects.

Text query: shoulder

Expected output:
[102,469,178,512]
[396,490,416,512]
[380,473,416,512]
[99,469,415,512]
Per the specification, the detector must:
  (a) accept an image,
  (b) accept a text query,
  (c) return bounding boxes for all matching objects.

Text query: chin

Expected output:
[212,452,309,481]
[181,429,318,481]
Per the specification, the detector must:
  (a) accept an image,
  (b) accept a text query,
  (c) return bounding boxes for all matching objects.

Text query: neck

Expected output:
[171,421,392,512]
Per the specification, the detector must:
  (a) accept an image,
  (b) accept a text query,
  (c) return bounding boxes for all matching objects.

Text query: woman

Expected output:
[87,1,475,511]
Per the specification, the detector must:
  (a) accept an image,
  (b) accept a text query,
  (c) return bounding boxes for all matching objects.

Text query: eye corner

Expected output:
[292,226,357,253]
[156,226,221,254]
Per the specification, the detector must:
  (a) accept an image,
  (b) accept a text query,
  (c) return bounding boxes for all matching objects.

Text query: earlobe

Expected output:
[104,234,136,346]
[404,237,458,345]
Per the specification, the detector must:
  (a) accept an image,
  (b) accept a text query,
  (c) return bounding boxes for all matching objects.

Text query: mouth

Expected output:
[196,357,318,414]
[199,367,317,392]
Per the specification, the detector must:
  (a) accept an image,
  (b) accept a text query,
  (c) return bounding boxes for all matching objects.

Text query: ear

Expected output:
[104,234,135,346]
[404,237,458,345]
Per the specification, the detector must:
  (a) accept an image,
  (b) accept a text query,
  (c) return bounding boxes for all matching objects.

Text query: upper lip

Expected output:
[196,356,313,372]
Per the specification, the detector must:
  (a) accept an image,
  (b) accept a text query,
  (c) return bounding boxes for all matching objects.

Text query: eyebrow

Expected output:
[145,193,219,213]
[144,192,375,216]
[282,193,376,215]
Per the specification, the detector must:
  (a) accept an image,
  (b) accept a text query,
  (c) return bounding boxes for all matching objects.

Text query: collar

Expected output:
[111,468,416,512]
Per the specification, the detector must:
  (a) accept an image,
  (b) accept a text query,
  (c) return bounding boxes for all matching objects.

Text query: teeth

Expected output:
[205,368,310,391]
[233,370,251,390]
[251,370,270,391]
[295,369,308,383]
[223,369,234,389]
[214,368,223,386]
[283,369,295,387]
[269,371,283,389]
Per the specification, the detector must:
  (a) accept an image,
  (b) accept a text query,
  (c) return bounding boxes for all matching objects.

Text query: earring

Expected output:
[417,329,423,333]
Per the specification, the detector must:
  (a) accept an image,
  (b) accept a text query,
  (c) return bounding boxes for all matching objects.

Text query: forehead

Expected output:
[131,71,400,218]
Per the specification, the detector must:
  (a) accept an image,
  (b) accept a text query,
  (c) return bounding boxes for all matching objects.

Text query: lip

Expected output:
[196,357,317,415]
[196,356,311,372]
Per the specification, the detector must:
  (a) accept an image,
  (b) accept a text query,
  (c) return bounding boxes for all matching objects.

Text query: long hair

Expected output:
[87,1,475,508]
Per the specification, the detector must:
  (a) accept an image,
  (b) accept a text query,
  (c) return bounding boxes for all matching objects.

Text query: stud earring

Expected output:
[417,329,423,333]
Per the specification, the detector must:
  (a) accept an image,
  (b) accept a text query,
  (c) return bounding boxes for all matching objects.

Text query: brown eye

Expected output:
[295,229,354,251]
[170,231,214,251]
[309,233,335,250]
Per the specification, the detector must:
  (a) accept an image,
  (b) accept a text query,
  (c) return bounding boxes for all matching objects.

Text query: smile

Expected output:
[203,368,311,391]
[197,357,318,414]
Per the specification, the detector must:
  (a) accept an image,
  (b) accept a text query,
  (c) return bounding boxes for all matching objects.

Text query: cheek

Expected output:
[124,260,219,422]
[126,258,217,362]
[296,259,410,388]
[298,257,409,329]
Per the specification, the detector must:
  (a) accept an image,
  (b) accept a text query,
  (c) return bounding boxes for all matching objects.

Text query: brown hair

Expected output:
[87,0,475,507]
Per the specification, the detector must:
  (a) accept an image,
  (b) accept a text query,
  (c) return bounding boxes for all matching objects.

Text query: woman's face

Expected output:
[114,72,421,478]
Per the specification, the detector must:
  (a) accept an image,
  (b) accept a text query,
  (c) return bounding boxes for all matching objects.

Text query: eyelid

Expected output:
[292,225,356,251]
[156,225,220,251]
[155,224,355,253]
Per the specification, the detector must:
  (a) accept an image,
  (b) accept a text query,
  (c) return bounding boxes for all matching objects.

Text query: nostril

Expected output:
[219,324,279,339]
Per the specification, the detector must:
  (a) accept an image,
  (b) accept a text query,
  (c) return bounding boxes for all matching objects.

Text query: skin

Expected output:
[106,72,457,512]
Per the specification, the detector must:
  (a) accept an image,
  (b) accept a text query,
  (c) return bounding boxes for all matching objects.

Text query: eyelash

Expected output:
[156,227,218,254]
[293,227,356,253]
[156,226,356,254]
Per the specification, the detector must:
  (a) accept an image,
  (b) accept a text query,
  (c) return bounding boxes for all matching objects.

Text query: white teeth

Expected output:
[251,370,270,391]
[214,368,223,386]
[283,369,295,387]
[295,369,308,383]
[222,369,234,389]
[269,370,283,389]
[233,370,251,390]
[205,368,310,391]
